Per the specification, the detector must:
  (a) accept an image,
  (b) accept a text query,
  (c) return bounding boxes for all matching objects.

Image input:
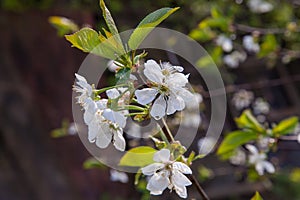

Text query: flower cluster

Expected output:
[72,59,200,198]
[141,149,192,198]
[74,74,128,151]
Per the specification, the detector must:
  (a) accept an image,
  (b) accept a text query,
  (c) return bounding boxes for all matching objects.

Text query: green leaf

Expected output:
[49,16,79,36]
[65,28,100,52]
[235,110,265,133]
[119,146,157,167]
[189,28,216,42]
[83,158,107,170]
[272,116,298,136]
[128,7,179,50]
[258,34,278,58]
[217,130,258,155]
[99,0,124,52]
[198,165,214,182]
[65,27,116,59]
[251,191,263,200]
[50,119,69,138]
[115,67,131,84]
[199,17,230,32]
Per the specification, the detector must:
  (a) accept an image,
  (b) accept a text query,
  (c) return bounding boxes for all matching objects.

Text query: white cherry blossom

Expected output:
[232,89,254,110]
[216,34,233,52]
[135,60,194,120]
[243,35,260,53]
[248,0,273,13]
[73,73,93,106]
[223,51,247,68]
[246,144,275,175]
[110,169,129,183]
[253,98,270,115]
[229,148,246,165]
[141,149,192,198]
[83,98,127,151]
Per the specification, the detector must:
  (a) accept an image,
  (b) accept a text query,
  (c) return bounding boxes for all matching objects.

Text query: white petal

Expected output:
[106,88,120,99]
[75,73,93,93]
[103,109,127,128]
[75,73,87,84]
[262,161,275,174]
[150,95,166,120]
[146,171,170,195]
[87,122,99,142]
[255,162,265,176]
[173,162,192,174]
[246,144,259,155]
[172,170,192,187]
[166,94,185,115]
[135,88,158,105]
[110,170,129,183]
[113,129,126,151]
[153,149,171,163]
[141,163,165,176]
[173,66,184,72]
[166,73,188,88]
[174,184,188,199]
[95,99,108,110]
[177,89,194,104]
[144,60,164,83]
[83,99,97,124]
[95,128,112,149]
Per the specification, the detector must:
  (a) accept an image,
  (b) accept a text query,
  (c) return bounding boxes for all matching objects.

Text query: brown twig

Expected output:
[190,174,210,200]
[234,24,287,34]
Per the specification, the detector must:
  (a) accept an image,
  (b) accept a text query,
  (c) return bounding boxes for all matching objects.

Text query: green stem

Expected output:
[120,105,146,112]
[162,118,175,142]
[125,112,147,116]
[94,84,128,95]
[157,124,170,145]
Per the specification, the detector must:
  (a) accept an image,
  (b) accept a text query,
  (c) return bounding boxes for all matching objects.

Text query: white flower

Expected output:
[223,51,247,68]
[216,35,233,52]
[253,98,270,115]
[141,149,192,198]
[243,35,260,53]
[135,60,194,120]
[229,148,246,165]
[248,0,273,13]
[68,122,78,135]
[246,144,275,175]
[110,169,129,183]
[107,60,121,72]
[232,89,254,110]
[83,98,127,151]
[73,73,93,106]
[198,137,215,155]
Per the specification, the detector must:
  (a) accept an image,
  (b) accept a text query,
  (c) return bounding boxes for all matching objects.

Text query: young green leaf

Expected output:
[235,109,265,133]
[258,34,278,58]
[128,7,179,50]
[251,191,263,200]
[65,27,117,59]
[217,130,258,155]
[83,158,107,170]
[99,0,124,52]
[119,146,157,167]
[49,16,79,36]
[272,116,298,136]
[50,119,69,138]
[65,27,100,52]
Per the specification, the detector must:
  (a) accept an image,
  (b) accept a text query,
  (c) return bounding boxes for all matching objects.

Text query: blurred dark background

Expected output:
[1,0,300,199]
